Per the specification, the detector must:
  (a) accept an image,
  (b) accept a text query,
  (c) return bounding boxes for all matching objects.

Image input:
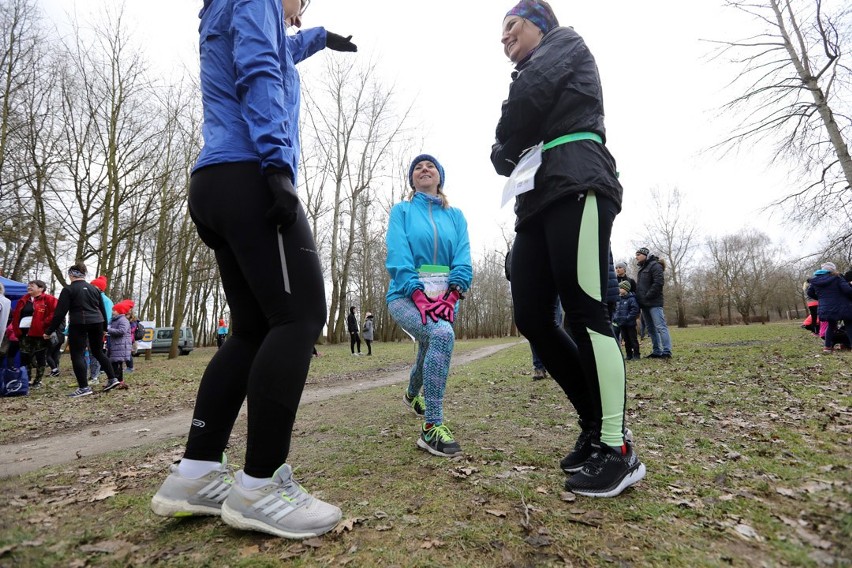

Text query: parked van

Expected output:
[149,326,195,355]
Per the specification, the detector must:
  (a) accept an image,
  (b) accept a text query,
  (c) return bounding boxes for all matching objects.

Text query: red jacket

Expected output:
[12,293,58,338]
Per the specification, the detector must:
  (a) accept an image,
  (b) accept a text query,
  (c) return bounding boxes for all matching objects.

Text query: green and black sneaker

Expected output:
[403,391,425,416]
[417,423,462,457]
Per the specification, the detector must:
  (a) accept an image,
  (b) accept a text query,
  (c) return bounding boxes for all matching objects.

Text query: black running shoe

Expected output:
[565,442,646,498]
[560,428,596,473]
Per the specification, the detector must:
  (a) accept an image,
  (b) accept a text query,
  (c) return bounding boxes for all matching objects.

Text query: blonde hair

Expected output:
[407,188,450,208]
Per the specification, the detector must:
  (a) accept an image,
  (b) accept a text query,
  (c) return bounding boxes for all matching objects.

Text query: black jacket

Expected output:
[347,313,359,334]
[47,280,106,333]
[635,256,665,308]
[491,26,622,229]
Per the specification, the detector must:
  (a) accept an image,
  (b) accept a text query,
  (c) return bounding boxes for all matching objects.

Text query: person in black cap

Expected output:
[492,0,644,498]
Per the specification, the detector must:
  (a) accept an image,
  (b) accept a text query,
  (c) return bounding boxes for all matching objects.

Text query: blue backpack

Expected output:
[1,366,30,397]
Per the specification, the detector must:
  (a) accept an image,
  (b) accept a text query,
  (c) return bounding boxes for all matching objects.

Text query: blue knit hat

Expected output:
[408,154,445,189]
[505,0,559,35]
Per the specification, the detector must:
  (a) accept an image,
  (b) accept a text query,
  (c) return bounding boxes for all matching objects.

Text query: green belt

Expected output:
[542,132,602,151]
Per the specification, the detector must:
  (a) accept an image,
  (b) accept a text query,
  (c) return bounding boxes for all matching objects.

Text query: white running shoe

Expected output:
[151,457,233,517]
[221,464,341,539]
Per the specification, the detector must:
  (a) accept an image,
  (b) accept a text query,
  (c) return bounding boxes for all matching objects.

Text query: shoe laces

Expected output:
[272,465,311,506]
[425,424,454,443]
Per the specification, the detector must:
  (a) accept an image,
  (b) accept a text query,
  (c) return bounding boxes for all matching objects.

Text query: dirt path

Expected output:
[0,341,520,478]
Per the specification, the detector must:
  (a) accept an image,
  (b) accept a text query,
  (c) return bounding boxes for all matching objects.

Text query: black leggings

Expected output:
[511,192,627,448]
[185,162,326,478]
[67,323,115,388]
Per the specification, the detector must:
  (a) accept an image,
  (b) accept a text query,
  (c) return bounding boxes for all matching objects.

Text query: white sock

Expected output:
[238,471,271,490]
[177,458,221,479]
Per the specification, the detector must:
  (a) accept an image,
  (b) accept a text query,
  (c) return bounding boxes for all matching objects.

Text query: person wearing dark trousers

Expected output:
[11,280,57,389]
[46,321,66,376]
[362,312,374,355]
[493,0,644,498]
[150,0,356,540]
[44,262,119,397]
[613,281,641,360]
[347,306,362,355]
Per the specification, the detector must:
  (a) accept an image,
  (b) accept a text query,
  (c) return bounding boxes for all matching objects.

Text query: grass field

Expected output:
[0,323,849,567]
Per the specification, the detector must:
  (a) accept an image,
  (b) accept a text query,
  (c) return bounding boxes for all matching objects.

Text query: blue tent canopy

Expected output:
[0,276,27,303]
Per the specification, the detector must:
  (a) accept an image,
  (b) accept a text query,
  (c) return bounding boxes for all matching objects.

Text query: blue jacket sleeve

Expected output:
[288,27,327,64]
[449,209,473,292]
[231,0,293,172]
[386,204,422,299]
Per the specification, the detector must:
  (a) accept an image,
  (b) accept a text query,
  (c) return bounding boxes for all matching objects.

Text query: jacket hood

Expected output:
[639,254,659,266]
[810,273,835,287]
[200,0,212,18]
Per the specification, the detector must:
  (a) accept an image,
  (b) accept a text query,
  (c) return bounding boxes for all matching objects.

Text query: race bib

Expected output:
[418,265,450,299]
[501,143,542,207]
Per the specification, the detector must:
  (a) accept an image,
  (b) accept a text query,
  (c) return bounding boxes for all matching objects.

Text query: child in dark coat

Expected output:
[807,262,852,353]
[613,281,641,360]
[107,300,133,386]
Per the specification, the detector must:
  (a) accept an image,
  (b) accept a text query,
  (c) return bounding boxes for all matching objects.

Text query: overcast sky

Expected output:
[41,0,810,265]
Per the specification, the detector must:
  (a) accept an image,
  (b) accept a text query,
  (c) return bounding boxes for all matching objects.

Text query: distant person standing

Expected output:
[44,262,119,397]
[10,280,57,389]
[362,312,374,355]
[634,247,671,359]
[613,281,641,360]
[807,262,852,353]
[347,306,362,356]
[217,318,228,349]
[107,300,133,387]
[88,275,113,383]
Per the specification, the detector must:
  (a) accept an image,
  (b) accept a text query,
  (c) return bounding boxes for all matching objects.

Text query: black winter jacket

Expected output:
[347,313,359,334]
[635,255,665,308]
[491,26,622,229]
[47,279,106,333]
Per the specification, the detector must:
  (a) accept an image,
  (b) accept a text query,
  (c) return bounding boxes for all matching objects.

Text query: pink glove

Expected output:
[411,289,439,325]
[431,290,461,323]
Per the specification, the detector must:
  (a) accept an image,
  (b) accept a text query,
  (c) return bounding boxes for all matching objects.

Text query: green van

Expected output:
[150,326,195,355]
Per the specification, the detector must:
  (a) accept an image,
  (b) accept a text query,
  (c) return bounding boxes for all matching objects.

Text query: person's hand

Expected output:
[411,289,438,325]
[43,334,50,340]
[265,170,300,231]
[326,31,357,52]
[431,290,461,323]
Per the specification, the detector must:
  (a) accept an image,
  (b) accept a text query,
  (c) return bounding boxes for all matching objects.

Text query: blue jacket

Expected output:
[613,292,640,326]
[807,271,852,321]
[195,0,327,179]
[385,192,473,303]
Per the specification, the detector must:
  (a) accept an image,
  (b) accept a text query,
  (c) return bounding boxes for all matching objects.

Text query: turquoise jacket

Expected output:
[385,192,473,303]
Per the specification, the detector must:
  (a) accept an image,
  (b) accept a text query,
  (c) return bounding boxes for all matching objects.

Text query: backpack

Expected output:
[134,322,145,341]
[2,366,29,397]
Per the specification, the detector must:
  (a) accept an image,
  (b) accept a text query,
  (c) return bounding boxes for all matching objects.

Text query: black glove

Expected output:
[326,31,357,52]
[265,170,300,231]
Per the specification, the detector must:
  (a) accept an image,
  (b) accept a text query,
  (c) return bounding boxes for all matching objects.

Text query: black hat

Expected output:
[636,247,650,257]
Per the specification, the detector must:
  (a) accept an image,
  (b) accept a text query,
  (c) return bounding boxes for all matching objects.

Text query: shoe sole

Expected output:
[220,501,340,539]
[569,463,646,498]
[150,496,222,517]
[416,437,462,458]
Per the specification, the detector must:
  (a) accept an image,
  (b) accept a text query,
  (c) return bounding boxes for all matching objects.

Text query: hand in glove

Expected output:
[326,31,357,52]
[265,169,300,232]
[411,289,438,325]
[431,290,461,323]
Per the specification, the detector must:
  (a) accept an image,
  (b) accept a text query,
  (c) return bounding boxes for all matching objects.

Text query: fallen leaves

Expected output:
[89,484,117,501]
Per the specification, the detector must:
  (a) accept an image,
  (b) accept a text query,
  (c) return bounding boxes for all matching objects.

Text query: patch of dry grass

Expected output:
[0,324,849,567]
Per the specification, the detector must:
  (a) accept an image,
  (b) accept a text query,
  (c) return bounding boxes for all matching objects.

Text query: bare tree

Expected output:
[640,187,699,327]
[711,1,852,241]
[301,55,413,344]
